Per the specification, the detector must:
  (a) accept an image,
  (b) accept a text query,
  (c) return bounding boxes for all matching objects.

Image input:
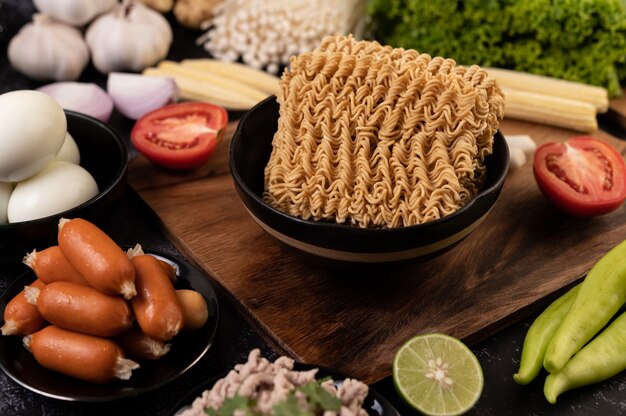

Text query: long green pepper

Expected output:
[513,284,579,385]
[544,310,626,403]
[543,240,626,373]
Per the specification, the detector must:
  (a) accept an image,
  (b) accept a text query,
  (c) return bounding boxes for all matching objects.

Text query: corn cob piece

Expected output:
[157,61,269,102]
[180,59,280,96]
[502,88,598,132]
[143,67,258,110]
[487,68,608,113]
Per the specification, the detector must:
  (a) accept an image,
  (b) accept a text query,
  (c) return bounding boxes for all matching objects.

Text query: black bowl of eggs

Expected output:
[230,95,509,263]
[0,90,127,260]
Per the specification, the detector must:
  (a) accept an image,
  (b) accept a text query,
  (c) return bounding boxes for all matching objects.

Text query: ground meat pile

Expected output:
[179,349,369,416]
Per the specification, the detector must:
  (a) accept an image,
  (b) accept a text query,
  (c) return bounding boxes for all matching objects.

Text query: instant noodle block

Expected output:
[230,36,509,263]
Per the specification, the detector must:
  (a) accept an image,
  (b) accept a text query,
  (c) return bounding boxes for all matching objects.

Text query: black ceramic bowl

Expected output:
[0,110,128,260]
[230,96,509,263]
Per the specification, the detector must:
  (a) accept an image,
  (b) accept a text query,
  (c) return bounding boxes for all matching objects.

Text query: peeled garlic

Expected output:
[8,14,89,81]
[86,0,173,74]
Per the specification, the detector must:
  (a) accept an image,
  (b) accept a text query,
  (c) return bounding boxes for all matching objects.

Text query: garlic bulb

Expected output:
[8,14,89,82]
[86,0,173,74]
[33,0,117,26]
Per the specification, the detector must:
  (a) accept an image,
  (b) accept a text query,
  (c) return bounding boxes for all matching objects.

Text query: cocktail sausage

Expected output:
[117,325,171,361]
[58,218,136,299]
[25,326,139,383]
[34,281,132,337]
[23,246,89,286]
[1,279,46,336]
[131,255,184,341]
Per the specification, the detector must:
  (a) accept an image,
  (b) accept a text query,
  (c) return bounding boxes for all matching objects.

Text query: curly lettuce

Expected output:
[367,0,626,96]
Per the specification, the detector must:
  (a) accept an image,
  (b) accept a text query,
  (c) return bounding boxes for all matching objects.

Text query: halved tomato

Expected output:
[533,136,626,217]
[131,102,228,170]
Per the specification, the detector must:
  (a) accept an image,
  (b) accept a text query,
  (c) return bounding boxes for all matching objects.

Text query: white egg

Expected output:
[0,182,12,224]
[8,161,98,223]
[55,132,81,164]
[0,90,67,182]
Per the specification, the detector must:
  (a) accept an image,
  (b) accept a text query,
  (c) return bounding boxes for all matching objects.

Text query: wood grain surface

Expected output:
[128,102,626,384]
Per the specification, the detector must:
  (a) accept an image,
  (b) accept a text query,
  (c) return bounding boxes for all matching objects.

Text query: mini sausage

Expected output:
[25,326,139,383]
[126,243,177,283]
[1,279,46,336]
[23,246,89,286]
[131,254,184,342]
[159,260,178,283]
[176,289,209,331]
[117,325,171,361]
[34,281,132,337]
[58,218,136,299]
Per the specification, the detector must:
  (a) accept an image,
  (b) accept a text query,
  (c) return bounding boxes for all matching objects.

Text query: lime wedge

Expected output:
[392,334,484,416]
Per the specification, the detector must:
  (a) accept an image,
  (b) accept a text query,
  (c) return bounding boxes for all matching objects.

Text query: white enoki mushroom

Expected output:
[197,0,349,73]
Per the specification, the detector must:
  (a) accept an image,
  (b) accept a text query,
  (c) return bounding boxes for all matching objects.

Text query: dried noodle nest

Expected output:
[263,35,505,228]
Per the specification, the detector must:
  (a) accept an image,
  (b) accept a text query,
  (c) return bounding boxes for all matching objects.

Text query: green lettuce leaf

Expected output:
[367,0,626,96]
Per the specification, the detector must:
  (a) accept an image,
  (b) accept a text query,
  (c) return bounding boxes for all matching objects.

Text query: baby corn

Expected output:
[487,68,608,113]
[502,88,598,132]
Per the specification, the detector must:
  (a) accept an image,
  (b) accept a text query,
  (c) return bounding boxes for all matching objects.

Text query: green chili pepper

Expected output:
[513,284,580,385]
[543,239,626,373]
[544,310,626,404]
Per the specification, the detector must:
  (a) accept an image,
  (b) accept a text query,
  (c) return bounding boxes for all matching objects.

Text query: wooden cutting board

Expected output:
[127,102,626,384]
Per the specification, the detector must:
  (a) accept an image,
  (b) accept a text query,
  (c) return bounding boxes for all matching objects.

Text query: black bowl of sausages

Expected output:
[0,218,219,401]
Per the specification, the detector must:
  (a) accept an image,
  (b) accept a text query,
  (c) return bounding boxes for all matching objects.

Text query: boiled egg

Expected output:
[0,90,67,182]
[8,161,98,223]
[55,132,81,164]
[0,182,11,224]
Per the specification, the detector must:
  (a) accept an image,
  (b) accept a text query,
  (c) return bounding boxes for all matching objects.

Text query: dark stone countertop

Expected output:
[0,1,625,414]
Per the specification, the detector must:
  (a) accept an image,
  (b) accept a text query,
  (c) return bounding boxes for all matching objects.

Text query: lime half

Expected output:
[392,334,484,416]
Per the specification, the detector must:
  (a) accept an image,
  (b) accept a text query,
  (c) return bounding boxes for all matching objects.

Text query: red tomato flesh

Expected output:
[533,136,626,217]
[131,102,228,170]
